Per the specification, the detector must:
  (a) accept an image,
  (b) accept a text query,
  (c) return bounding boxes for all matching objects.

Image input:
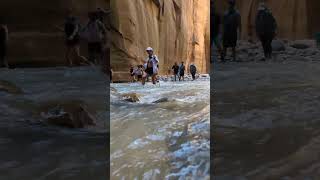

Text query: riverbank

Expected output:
[213,40,320,179]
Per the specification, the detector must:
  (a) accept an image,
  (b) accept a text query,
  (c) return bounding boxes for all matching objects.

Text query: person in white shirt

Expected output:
[142,47,159,85]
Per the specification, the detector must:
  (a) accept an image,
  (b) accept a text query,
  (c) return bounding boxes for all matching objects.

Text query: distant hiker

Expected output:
[134,65,144,81]
[178,61,185,81]
[142,47,159,85]
[172,62,179,81]
[64,10,88,67]
[211,0,222,63]
[189,63,197,80]
[83,12,107,65]
[221,0,241,62]
[130,66,135,82]
[110,66,113,83]
[0,22,8,68]
[255,2,277,60]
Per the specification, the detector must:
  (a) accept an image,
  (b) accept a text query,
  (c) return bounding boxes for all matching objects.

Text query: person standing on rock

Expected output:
[189,63,197,80]
[64,9,88,67]
[142,47,159,85]
[178,61,185,81]
[221,0,241,62]
[0,22,8,68]
[255,2,277,60]
[172,62,179,81]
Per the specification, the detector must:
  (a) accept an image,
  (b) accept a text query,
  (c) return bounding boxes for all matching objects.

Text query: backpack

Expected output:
[256,10,276,36]
[83,20,105,43]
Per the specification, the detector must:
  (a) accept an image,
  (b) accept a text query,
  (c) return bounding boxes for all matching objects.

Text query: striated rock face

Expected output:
[215,0,320,40]
[110,0,210,80]
[0,0,109,66]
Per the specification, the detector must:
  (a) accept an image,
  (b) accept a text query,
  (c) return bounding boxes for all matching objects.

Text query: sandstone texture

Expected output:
[110,0,210,81]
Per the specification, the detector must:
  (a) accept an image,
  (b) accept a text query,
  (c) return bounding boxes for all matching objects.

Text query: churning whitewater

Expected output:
[110,77,210,179]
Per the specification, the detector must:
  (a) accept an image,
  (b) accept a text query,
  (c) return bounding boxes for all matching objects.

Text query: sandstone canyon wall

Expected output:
[110,0,210,80]
[215,0,320,40]
[0,0,109,67]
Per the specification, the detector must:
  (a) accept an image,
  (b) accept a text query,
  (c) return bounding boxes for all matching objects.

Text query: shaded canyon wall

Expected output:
[215,0,320,40]
[0,0,109,67]
[110,0,210,80]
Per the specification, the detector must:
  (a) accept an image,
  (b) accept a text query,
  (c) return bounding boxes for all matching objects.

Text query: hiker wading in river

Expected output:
[142,47,159,85]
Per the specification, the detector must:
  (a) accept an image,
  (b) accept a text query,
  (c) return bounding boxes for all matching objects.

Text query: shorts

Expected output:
[180,72,184,77]
[145,67,153,76]
[88,42,103,54]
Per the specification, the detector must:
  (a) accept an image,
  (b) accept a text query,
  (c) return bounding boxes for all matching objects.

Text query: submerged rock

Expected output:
[153,97,169,103]
[40,101,96,128]
[122,93,140,102]
[0,80,23,94]
[291,43,310,49]
[272,40,286,51]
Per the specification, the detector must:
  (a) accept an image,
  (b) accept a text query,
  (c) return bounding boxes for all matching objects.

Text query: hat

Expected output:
[146,47,153,51]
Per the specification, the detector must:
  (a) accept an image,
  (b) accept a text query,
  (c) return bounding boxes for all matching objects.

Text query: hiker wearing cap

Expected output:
[255,2,277,60]
[142,47,159,85]
[0,22,8,68]
[64,9,88,67]
[221,0,241,62]
[189,63,197,80]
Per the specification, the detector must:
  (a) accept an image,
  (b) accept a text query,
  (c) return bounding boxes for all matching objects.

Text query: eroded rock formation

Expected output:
[215,0,320,40]
[110,0,210,80]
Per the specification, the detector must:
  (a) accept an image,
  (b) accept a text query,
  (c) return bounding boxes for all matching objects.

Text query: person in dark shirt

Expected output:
[255,2,277,60]
[0,22,8,68]
[172,62,179,81]
[178,61,185,81]
[64,9,88,67]
[211,0,222,62]
[221,0,241,62]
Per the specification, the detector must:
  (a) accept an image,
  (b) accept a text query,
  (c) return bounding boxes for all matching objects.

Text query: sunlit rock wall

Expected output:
[110,0,210,80]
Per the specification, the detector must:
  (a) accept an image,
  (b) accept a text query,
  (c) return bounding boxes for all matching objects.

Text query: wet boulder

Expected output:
[0,80,23,94]
[153,97,169,103]
[40,101,96,128]
[122,93,140,102]
[291,43,310,49]
[272,40,286,51]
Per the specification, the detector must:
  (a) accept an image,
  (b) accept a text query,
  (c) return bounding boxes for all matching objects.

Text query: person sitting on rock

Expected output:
[221,0,241,62]
[255,2,277,60]
[142,47,159,85]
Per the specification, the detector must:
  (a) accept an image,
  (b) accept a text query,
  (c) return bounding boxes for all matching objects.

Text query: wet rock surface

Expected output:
[213,44,320,179]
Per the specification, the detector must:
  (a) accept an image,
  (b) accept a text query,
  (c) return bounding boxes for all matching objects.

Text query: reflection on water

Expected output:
[111,77,210,179]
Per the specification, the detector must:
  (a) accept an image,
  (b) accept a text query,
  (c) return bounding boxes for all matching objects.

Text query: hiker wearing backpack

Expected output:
[189,63,197,81]
[178,61,185,81]
[142,47,159,85]
[255,2,277,60]
[64,10,88,67]
[0,22,8,68]
[83,12,107,65]
[221,0,241,62]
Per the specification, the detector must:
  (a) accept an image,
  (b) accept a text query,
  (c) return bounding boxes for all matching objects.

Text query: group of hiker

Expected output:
[63,8,107,67]
[211,0,277,62]
[129,47,198,85]
[0,8,108,69]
